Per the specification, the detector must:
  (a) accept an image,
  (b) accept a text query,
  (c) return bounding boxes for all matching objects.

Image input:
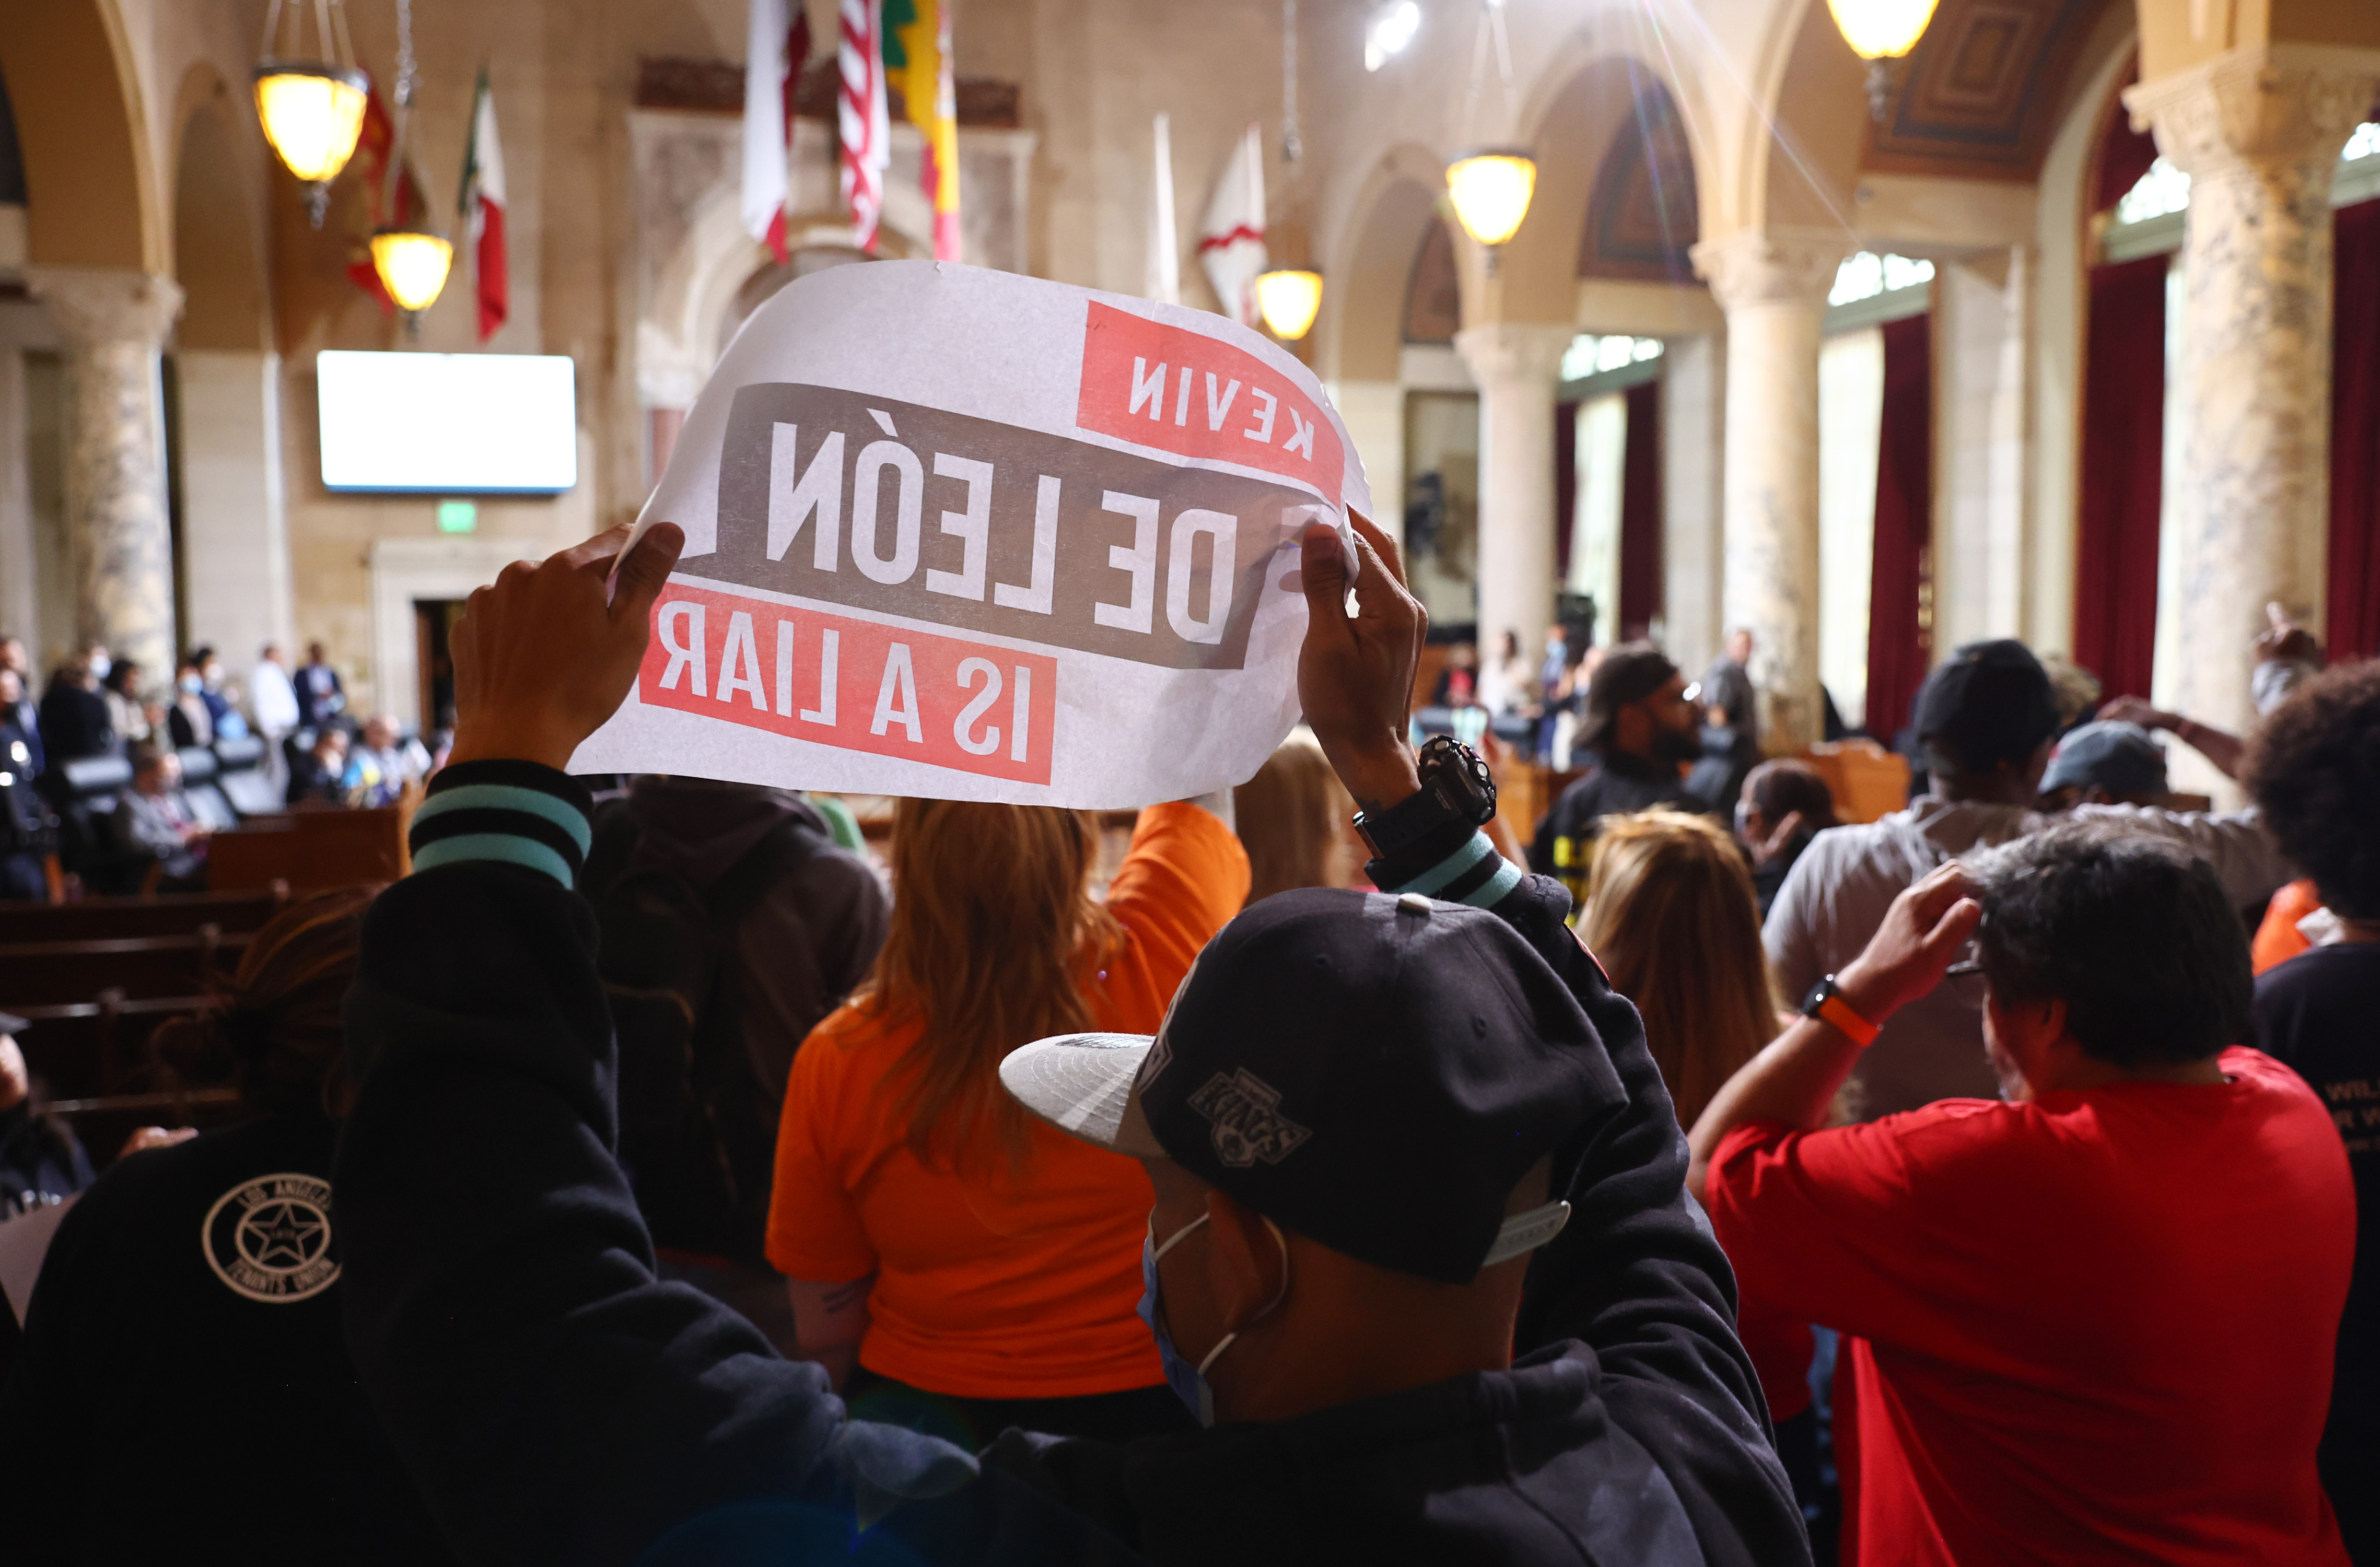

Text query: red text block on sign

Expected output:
[1076,301,1343,498]
[640,582,1058,786]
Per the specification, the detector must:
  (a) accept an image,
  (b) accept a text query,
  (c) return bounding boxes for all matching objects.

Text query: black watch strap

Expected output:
[1353,736,1496,863]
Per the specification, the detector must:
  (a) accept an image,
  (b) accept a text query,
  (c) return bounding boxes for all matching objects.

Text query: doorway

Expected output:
[413,600,463,739]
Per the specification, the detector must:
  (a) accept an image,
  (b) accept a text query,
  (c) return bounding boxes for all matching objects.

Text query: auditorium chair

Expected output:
[45,754,141,894]
[211,735,283,817]
[173,746,241,832]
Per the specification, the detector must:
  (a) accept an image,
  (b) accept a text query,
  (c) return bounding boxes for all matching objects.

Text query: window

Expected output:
[1560,334,1664,382]
[1829,251,1935,309]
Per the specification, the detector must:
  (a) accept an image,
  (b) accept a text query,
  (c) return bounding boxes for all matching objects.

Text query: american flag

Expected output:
[839,0,890,252]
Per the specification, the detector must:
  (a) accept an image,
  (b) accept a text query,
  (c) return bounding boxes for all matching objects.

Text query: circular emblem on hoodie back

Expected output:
[202,1172,340,1303]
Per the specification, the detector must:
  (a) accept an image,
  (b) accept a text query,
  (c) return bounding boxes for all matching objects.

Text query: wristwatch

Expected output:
[1800,975,1881,1047]
[1352,735,1498,863]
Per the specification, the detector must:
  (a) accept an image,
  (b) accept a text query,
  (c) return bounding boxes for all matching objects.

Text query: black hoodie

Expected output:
[334,762,1806,1566]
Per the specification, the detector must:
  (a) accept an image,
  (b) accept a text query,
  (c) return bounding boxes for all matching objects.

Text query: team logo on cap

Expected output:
[1187,1069,1311,1167]
[201,1172,340,1304]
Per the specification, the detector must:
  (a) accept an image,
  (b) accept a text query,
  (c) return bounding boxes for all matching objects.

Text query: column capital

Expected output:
[27,267,185,350]
[1690,228,1848,313]
[2124,43,2380,179]
[1451,321,1574,388]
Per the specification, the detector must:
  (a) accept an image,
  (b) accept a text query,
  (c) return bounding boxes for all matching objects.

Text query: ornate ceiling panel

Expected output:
[1578,81,1699,281]
[1862,0,2104,181]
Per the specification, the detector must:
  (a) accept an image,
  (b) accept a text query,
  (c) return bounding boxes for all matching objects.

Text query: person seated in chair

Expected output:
[286,727,351,808]
[113,745,209,892]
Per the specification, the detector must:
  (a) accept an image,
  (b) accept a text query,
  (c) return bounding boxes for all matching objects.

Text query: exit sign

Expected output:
[437,499,478,534]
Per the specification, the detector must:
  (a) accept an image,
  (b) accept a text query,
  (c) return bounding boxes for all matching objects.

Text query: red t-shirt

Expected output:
[1709,1047,2354,1566]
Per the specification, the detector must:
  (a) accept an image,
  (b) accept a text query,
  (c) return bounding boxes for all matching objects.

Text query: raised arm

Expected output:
[1292,515,1807,1566]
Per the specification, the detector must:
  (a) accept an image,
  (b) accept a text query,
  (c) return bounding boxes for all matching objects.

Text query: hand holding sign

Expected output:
[449,522,685,771]
[573,264,1370,806]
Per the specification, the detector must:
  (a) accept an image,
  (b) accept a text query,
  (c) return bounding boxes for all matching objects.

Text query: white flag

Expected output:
[1198,122,1267,329]
[1146,112,1180,307]
[741,0,791,255]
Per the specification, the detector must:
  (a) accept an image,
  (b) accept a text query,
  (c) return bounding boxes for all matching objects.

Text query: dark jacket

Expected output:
[287,747,346,805]
[35,681,112,766]
[332,763,1805,1567]
[0,1100,91,1222]
[1527,749,1711,882]
[0,1112,453,1564]
[294,661,345,728]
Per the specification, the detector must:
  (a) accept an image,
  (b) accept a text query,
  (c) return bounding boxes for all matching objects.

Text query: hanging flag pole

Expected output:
[458,66,509,342]
[1146,111,1180,306]
[839,0,890,252]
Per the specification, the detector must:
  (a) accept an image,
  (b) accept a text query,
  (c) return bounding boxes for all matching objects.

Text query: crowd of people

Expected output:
[0,512,2371,1566]
[0,635,441,896]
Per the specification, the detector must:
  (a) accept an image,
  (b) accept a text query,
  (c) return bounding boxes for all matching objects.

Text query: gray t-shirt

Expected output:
[1764,797,2293,1120]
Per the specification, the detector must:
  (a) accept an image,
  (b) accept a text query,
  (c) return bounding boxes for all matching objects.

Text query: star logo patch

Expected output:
[202,1173,340,1304]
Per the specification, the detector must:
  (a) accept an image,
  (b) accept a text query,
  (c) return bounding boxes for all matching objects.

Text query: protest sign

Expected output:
[572,262,1371,807]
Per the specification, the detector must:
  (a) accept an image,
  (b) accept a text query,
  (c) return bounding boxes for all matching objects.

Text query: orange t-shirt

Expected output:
[764,801,1250,1399]
[2252,878,2321,975]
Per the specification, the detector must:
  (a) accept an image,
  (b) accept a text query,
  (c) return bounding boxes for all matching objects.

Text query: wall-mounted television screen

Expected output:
[317,350,578,494]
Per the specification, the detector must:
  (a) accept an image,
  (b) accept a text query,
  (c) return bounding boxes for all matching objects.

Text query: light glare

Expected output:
[254,68,368,183]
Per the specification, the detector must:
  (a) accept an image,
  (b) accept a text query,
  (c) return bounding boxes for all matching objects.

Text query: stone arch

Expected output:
[0,0,159,270]
[1487,44,1716,325]
[1742,0,1868,238]
[170,65,271,353]
[1316,142,1445,383]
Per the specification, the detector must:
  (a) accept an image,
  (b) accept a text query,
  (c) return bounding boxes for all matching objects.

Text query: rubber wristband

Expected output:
[1816,992,1882,1048]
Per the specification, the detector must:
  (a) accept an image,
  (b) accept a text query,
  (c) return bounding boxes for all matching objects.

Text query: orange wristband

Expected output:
[1815,992,1881,1047]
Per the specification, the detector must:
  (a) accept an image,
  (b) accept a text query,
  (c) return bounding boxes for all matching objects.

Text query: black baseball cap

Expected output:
[2041,720,2168,797]
[1913,639,2060,776]
[999,888,1626,1285]
[1580,644,1681,753]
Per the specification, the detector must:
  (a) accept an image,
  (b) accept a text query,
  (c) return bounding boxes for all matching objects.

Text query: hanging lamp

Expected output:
[1254,0,1323,340]
[1444,1,1535,273]
[1824,0,1943,121]
[254,0,370,226]
[369,0,452,323]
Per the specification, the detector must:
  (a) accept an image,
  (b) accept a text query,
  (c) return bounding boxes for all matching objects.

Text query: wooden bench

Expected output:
[0,932,251,1009]
[207,807,407,892]
[0,885,290,945]
[6,992,213,1100]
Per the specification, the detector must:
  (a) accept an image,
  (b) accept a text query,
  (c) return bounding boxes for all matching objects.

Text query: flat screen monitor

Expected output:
[317,350,578,494]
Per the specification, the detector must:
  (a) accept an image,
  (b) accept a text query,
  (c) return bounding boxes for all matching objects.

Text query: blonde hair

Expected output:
[1576,810,1781,1128]
[1232,727,1356,906]
[861,799,1121,1167]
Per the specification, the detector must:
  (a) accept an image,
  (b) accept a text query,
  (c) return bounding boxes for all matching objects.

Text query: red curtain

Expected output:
[2073,254,2168,699]
[1866,314,1932,739]
[2332,198,2380,661]
[1618,378,1663,639]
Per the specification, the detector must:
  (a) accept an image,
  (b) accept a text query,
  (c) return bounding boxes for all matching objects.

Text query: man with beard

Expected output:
[1529,644,1712,900]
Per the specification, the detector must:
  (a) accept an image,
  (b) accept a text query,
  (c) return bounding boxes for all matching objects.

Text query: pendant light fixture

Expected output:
[368,0,452,323]
[1445,0,1534,273]
[1254,0,1323,341]
[1825,0,1943,121]
[254,0,370,226]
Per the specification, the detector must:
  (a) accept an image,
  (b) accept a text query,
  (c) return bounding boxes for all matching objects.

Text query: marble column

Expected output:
[1453,323,1574,655]
[1323,378,1406,545]
[1690,228,1846,750]
[2127,44,2380,733]
[25,267,184,681]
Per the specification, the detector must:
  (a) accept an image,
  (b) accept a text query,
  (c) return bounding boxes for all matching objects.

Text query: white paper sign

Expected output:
[573,262,1368,808]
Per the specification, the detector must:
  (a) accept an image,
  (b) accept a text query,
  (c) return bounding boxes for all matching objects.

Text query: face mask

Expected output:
[179,674,203,694]
[1138,1211,1289,1428]
[88,656,110,682]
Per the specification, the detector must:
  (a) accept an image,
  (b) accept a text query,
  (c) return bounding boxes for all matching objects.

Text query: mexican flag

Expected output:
[458,69,508,341]
[885,0,960,262]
